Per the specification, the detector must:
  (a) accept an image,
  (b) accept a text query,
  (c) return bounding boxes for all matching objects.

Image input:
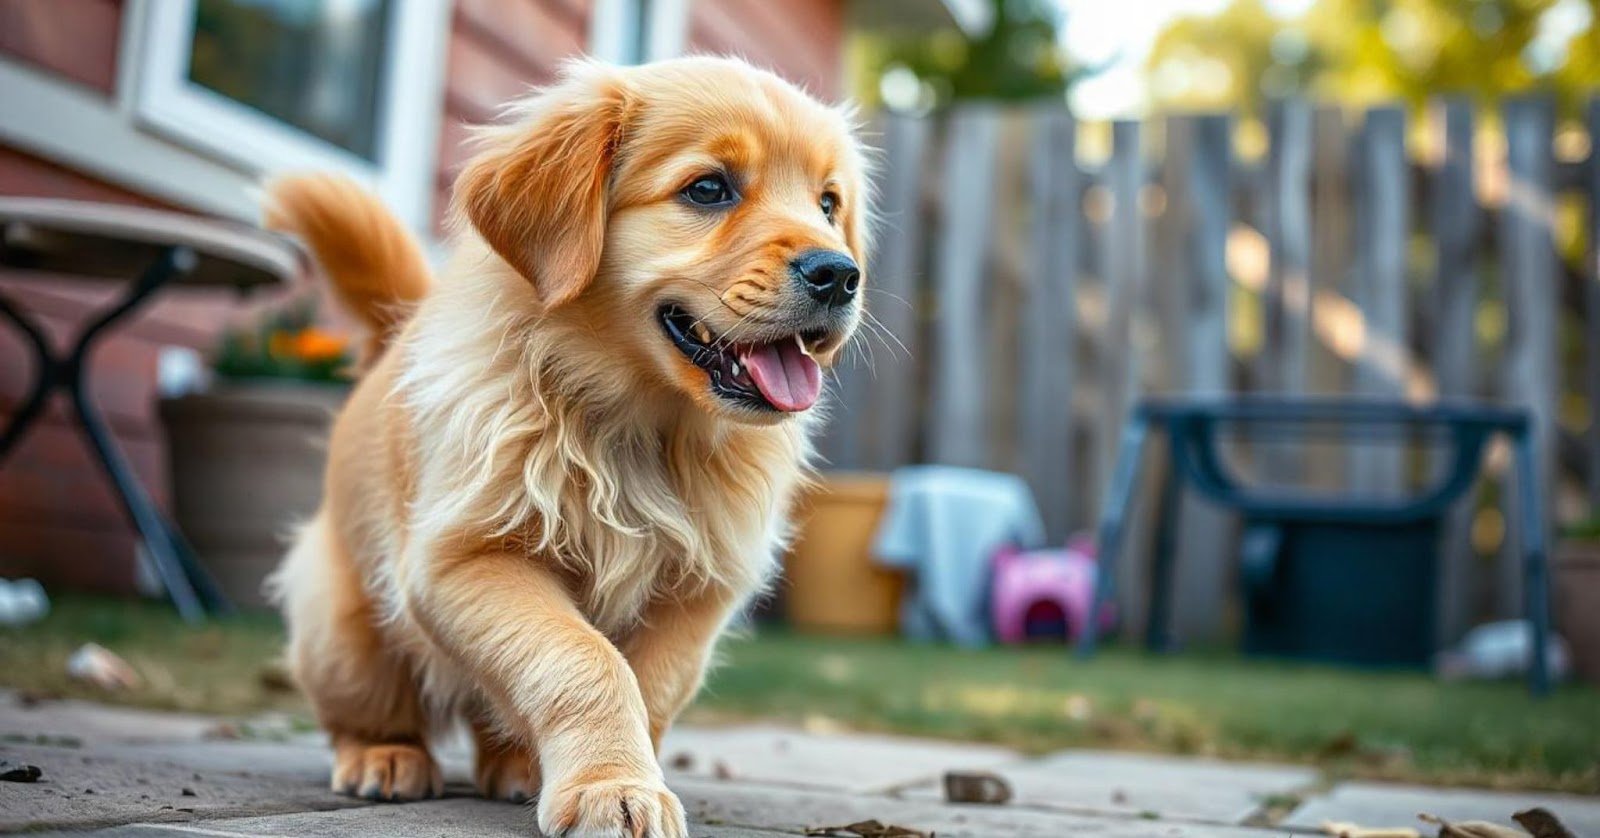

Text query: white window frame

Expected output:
[589,0,690,65]
[125,0,447,231]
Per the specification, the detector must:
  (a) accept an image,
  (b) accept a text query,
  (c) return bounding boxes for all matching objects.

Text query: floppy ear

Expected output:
[454,64,630,309]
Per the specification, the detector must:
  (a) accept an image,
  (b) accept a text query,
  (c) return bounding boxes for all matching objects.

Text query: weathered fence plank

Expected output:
[1262,100,1314,481]
[1019,107,1079,540]
[1431,98,1480,643]
[1097,121,1151,632]
[1499,96,1558,620]
[864,112,930,471]
[1154,116,1194,394]
[1094,121,1146,520]
[1264,99,1314,399]
[929,106,1001,468]
[1167,113,1236,644]
[1350,106,1409,495]
[1307,107,1351,489]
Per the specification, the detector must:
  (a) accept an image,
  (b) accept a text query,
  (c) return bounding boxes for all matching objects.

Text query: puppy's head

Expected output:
[455,57,870,423]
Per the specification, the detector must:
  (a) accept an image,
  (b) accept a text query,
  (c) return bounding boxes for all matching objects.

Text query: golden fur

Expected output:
[264,56,870,838]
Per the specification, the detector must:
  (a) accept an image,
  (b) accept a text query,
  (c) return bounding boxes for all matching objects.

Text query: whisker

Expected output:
[864,286,913,310]
[861,309,910,359]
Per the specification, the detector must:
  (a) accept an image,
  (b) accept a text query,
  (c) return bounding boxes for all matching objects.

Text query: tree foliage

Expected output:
[855,0,1088,109]
[1146,0,1598,116]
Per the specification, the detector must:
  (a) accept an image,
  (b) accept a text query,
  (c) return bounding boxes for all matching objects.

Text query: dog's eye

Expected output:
[820,192,839,222]
[683,175,735,207]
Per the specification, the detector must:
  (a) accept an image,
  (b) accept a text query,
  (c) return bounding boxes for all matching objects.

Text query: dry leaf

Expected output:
[803,819,933,837]
[1418,813,1528,838]
[1512,809,1577,838]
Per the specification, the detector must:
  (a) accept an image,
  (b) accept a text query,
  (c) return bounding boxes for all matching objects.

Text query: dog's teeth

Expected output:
[730,360,742,377]
[691,323,712,343]
[796,334,814,358]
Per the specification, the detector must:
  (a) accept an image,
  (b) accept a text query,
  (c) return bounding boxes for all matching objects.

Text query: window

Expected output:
[129,0,447,229]
[589,0,689,65]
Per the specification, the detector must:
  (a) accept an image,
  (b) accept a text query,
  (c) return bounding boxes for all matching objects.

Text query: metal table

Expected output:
[0,198,303,621]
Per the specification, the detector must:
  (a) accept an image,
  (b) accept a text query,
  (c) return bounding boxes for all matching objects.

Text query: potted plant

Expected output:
[1555,511,1600,682]
[160,298,352,609]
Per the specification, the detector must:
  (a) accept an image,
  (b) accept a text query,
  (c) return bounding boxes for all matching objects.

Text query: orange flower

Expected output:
[291,328,349,363]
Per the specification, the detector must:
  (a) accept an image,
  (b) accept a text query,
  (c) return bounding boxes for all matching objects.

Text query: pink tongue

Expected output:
[738,339,821,412]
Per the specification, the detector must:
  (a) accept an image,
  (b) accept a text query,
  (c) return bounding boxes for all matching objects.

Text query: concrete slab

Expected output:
[897,749,1320,824]
[25,799,795,837]
[1285,782,1600,836]
[1,694,224,747]
[0,739,362,834]
[660,724,1019,794]
[673,776,1285,838]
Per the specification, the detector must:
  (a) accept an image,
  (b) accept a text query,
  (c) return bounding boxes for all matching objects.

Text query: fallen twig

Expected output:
[804,819,933,838]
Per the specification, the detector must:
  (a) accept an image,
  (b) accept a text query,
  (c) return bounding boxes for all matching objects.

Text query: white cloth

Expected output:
[872,466,1045,646]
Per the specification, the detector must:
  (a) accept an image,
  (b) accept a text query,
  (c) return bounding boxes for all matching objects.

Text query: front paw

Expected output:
[537,770,688,838]
[330,740,442,802]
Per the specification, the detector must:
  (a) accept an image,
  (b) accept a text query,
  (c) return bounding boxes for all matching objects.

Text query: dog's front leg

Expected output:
[621,589,738,752]
[409,549,687,838]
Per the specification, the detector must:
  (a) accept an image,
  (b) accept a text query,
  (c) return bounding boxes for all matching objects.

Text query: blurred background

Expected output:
[0,0,1597,799]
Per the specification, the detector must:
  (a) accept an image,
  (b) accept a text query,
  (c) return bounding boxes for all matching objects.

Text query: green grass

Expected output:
[0,596,300,716]
[692,632,1600,794]
[4,598,1596,793]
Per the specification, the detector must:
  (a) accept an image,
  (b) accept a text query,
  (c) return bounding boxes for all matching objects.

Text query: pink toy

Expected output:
[991,535,1116,644]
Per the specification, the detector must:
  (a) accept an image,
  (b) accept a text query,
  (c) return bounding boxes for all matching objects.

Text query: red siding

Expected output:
[689,0,844,99]
[433,0,593,231]
[0,0,125,94]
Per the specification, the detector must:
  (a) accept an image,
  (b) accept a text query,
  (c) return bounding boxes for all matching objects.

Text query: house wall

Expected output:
[689,0,844,96]
[0,0,845,597]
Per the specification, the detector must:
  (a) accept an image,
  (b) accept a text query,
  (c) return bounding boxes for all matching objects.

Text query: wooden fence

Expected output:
[819,95,1600,645]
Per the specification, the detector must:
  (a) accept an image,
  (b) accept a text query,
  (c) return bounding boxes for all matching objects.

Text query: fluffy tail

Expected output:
[263,174,431,360]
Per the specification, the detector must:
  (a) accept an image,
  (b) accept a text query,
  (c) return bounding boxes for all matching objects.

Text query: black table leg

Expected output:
[0,291,57,464]
[0,246,231,622]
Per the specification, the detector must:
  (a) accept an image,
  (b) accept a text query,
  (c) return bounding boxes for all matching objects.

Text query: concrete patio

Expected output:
[2,694,1595,837]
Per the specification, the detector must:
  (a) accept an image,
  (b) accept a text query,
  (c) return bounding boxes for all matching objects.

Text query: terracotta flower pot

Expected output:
[160,382,348,609]
[1554,539,1600,682]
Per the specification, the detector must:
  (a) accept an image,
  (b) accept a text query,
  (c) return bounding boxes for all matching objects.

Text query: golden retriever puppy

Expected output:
[263,56,869,838]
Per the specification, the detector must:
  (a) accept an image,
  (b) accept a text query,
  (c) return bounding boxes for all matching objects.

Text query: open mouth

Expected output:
[659,305,828,413]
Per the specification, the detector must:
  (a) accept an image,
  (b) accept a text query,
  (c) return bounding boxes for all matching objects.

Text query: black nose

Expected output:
[791,249,860,308]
